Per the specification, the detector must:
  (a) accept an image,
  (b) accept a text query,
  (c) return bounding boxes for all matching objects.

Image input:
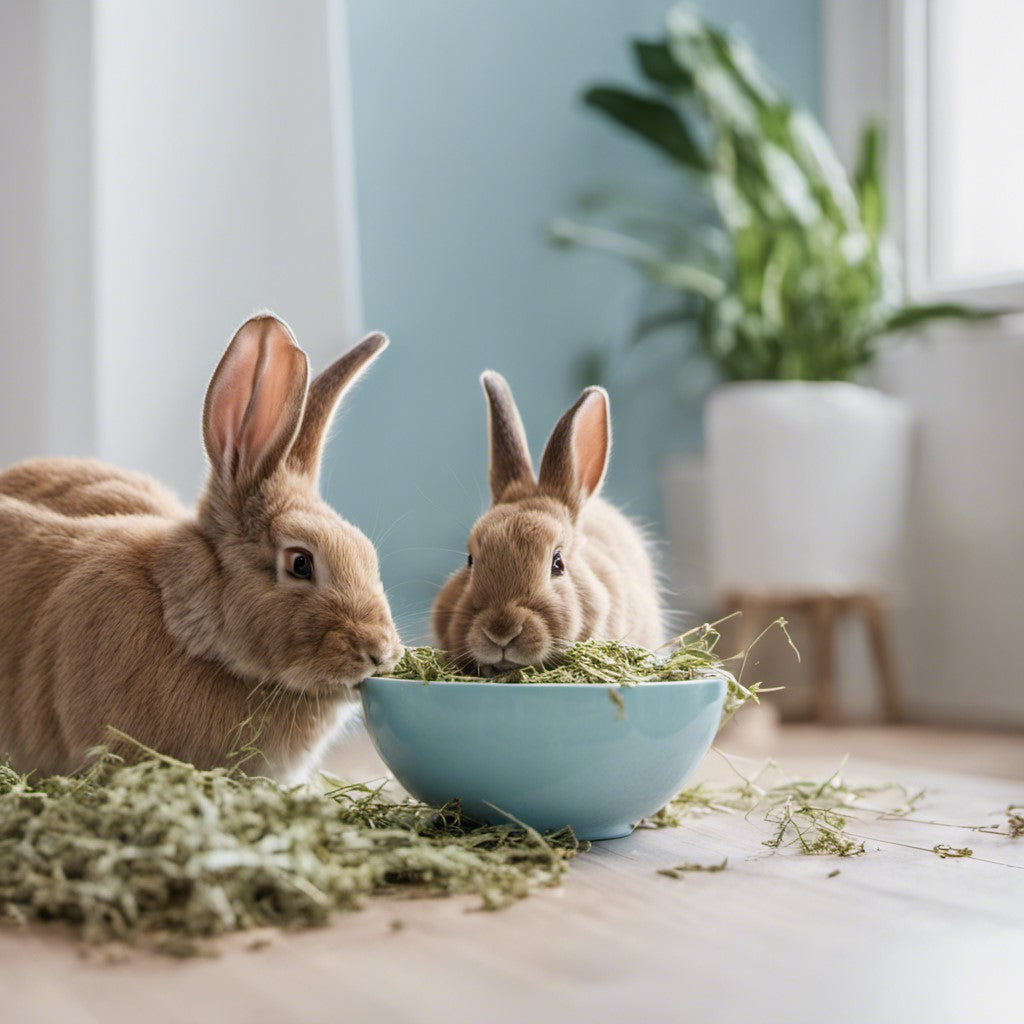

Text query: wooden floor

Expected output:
[2,722,1022,1024]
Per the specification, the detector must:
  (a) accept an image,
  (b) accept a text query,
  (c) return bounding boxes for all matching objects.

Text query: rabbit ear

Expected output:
[481,371,534,501]
[203,315,309,488]
[287,332,389,481]
[538,387,611,514]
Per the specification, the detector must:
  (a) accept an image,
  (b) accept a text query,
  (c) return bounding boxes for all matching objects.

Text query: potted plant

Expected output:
[552,3,997,598]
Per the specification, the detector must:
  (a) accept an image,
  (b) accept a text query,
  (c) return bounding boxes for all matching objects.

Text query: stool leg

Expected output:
[860,597,902,723]
[811,597,839,725]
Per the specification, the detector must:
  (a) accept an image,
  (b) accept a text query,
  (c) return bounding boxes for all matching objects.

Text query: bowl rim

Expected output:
[362,673,729,691]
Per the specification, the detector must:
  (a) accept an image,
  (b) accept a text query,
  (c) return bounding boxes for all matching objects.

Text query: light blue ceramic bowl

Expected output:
[360,676,726,841]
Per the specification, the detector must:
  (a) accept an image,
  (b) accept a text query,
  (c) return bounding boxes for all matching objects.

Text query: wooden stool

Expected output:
[722,590,902,726]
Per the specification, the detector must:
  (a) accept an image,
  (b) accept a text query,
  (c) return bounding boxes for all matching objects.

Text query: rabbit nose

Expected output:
[482,623,524,649]
[365,638,401,672]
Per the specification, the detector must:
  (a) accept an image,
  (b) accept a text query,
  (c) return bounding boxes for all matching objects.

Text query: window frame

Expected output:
[826,0,1024,309]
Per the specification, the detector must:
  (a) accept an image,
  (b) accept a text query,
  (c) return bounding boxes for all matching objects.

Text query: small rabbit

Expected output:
[0,314,402,782]
[433,371,663,673]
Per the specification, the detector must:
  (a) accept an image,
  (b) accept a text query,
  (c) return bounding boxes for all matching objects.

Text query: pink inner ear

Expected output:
[205,318,306,480]
[206,333,261,474]
[238,331,305,470]
[574,391,610,499]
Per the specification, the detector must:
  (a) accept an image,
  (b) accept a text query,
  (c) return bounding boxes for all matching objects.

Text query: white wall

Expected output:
[94,0,360,499]
[0,0,94,465]
[0,1,47,467]
[875,330,1024,726]
[1,0,361,501]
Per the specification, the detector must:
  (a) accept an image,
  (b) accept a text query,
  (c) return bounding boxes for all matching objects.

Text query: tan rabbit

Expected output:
[0,458,187,518]
[0,314,402,782]
[433,372,663,673]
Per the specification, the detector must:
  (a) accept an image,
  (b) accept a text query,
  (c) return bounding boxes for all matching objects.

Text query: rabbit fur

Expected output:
[0,314,402,782]
[433,371,663,673]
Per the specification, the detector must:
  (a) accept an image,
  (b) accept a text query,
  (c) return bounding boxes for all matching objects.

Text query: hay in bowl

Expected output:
[364,624,773,840]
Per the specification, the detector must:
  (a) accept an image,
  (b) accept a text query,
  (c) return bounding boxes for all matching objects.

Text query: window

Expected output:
[926,0,1024,292]
[826,0,1024,305]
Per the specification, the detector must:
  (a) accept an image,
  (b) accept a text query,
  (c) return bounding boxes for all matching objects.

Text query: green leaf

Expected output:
[879,302,1006,334]
[854,120,886,239]
[550,217,670,263]
[647,260,727,298]
[631,304,695,345]
[584,86,707,170]
[633,39,693,88]
[790,110,860,228]
[705,26,778,108]
[761,142,819,225]
[549,218,725,300]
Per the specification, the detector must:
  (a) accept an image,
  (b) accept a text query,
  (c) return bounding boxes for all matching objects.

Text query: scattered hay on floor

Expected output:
[648,757,922,858]
[0,751,580,956]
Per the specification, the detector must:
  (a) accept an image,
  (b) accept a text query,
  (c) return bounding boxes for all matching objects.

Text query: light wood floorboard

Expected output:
[1,722,1021,1024]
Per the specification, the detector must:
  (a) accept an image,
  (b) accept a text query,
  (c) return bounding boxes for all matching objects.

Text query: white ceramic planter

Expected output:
[705,381,913,596]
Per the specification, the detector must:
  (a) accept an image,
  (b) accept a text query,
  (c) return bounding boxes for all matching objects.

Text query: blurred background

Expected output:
[2,0,1022,733]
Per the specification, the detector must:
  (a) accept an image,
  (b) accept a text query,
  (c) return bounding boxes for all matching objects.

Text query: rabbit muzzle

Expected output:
[275,596,403,693]
[470,606,552,671]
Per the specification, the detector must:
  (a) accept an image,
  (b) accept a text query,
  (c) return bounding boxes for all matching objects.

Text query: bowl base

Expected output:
[581,824,636,841]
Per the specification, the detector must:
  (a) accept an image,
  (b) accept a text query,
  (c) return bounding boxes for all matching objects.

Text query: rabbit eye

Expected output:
[285,547,314,581]
[551,550,565,577]
[467,553,473,568]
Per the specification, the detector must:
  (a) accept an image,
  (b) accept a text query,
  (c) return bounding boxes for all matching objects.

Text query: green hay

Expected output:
[657,858,728,879]
[381,617,792,726]
[12,620,1005,955]
[0,620,791,956]
[2,742,1009,956]
[932,844,974,859]
[1006,807,1024,838]
[764,803,866,857]
[0,751,579,955]
[648,757,923,858]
